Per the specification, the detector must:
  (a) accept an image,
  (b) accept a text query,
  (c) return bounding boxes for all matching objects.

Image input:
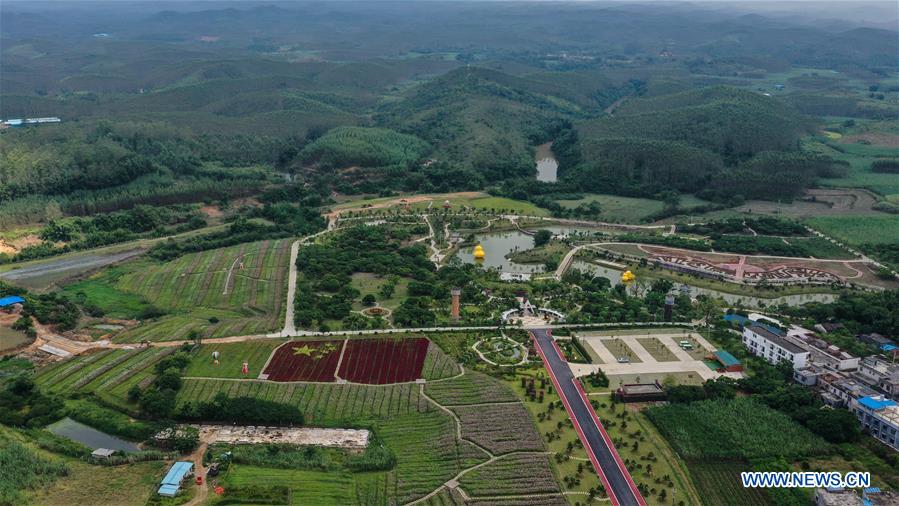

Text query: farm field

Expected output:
[337,337,429,384]
[555,193,712,223]
[506,367,609,502]
[262,340,343,382]
[177,378,430,425]
[216,464,389,505]
[424,370,519,405]
[458,453,561,497]
[34,347,176,409]
[26,454,167,506]
[451,403,544,454]
[686,459,770,506]
[109,239,291,342]
[806,216,899,246]
[184,339,285,379]
[645,398,826,460]
[420,341,462,380]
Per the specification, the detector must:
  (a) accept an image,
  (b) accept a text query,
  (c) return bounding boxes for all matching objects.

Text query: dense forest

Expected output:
[0,1,897,227]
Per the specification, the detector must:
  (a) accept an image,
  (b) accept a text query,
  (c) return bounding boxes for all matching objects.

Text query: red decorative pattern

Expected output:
[338,338,429,384]
[262,340,342,382]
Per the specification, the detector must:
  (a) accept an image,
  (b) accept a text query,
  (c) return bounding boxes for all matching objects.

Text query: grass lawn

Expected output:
[806,216,899,246]
[555,194,712,224]
[184,339,286,379]
[603,338,643,363]
[349,272,409,310]
[506,241,571,264]
[635,338,678,362]
[0,326,29,352]
[61,266,154,319]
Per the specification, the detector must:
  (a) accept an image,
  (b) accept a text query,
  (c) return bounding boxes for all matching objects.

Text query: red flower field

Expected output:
[262,340,343,382]
[338,337,429,384]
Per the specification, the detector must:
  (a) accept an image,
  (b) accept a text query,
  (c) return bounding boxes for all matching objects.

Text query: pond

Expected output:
[0,326,29,352]
[535,142,558,183]
[46,417,141,452]
[569,260,837,308]
[455,230,543,273]
[454,227,605,272]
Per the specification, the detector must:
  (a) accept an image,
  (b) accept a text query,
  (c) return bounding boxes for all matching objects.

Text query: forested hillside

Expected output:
[377,68,586,183]
[563,86,849,201]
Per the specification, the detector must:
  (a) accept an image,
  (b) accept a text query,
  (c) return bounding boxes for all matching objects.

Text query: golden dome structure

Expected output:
[473,244,485,260]
[620,270,636,284]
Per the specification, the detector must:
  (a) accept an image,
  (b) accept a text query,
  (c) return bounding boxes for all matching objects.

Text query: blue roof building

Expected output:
[157,461,193,497]
[853,396,899,451]
[0,296,25,307]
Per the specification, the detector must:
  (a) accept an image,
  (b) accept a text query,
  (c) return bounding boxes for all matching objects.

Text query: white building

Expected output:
[742,324,809,369]
[856,356,899,400]
[851,396,899,450]
[786,327,859,371]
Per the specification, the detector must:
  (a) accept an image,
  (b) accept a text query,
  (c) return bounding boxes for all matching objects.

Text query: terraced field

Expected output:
[459,453,560,497]
[424,370,519,405]
[113,239,291,342]
[34,347,175,409]
[177,379,430,424]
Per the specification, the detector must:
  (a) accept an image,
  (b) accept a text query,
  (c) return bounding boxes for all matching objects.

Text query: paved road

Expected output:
[531,328,645,506]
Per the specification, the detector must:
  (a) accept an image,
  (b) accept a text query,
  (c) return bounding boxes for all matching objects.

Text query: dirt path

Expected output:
[183,440,210,506]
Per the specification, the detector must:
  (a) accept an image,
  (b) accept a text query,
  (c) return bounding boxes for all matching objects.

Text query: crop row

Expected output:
[686,459,769,506]
[424,371,519,406]
[337,338,429,384]
[41,350,127,393]
[114,239,289,342]
[177,379,429,424]
[70,348,144,390]
[452,403,544,455]
[378,411,471,505]
[459,453,560,497]
[421,342,461,380]
[35,349,114,387]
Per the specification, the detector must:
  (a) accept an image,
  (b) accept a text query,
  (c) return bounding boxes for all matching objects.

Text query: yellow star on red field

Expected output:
[293,345,315,356]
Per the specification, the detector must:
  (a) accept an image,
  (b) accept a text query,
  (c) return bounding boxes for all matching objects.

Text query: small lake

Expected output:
[47,417,140,452]
[535,143,558,183]
[570,260,837,308]
[456,230,543,273]
[0,327,29,352]
[454,227,608,272]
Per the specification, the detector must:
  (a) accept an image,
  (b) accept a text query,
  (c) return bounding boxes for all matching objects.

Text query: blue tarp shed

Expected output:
[0,296,25,307]
[858,397,897,411]
[157,461,193,497]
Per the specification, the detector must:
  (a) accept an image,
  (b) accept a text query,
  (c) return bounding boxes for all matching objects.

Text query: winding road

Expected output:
[531,328,645,506]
